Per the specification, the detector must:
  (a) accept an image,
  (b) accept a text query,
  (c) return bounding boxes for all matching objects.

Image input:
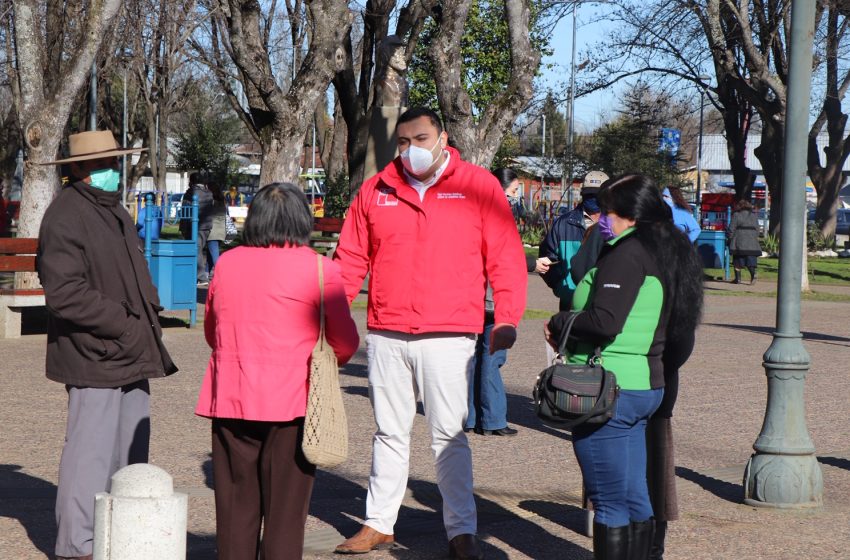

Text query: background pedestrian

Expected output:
[727,199,762,284]
[465,167,523,437]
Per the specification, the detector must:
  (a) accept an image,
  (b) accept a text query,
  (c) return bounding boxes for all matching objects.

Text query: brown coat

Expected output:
[37,181,177,388]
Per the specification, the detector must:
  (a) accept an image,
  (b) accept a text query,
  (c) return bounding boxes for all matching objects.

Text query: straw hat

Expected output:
[40,130,146,165]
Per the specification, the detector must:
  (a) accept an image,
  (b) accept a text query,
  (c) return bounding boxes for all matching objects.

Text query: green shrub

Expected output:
[520,225,546,246]
[807,224,835,251]
[323,172,351,218]
[761,233,779,256]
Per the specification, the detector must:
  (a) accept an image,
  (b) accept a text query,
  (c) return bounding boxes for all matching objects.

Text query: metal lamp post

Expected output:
[695,75,710,213]
[566,2,578,209]
[89,62,98,131]
[122,65,128,203]
[541,114,546,195]
[743,0,823,508]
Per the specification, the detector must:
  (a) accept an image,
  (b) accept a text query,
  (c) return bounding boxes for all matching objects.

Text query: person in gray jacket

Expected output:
[727,199,762,284]
[180,172,215,284]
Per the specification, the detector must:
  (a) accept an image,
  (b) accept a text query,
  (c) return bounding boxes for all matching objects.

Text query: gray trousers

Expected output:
[55,380,151,557]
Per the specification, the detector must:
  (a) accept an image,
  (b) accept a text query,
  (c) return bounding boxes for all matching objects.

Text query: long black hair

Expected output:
[491,168,518,191]
[598,174,703,339]
[242,182,313,247]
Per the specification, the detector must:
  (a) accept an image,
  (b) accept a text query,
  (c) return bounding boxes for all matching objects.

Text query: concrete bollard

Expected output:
[93,464,188,560]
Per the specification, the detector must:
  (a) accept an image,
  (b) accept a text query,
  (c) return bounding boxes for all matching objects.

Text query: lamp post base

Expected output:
[743,452,823,509]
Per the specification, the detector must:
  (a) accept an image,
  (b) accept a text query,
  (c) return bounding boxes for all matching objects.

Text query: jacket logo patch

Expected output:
[436,192,466,199]
[376,187,399,206]
[602,283,621,289]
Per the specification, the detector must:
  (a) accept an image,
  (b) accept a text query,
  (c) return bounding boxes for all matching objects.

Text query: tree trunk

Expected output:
[755,121,785,234]
[215,0,352,186]
[430,0,538,167]
[811,159,846,237]
[12,0,124,288]
[258,134,303,186]
[325,96,348,181]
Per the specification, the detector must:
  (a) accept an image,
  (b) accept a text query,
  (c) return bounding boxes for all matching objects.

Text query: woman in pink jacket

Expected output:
[195,183,360,560]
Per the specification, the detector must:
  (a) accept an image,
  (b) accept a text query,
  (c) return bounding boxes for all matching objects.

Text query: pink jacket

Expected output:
[334,147,528,334]
[195,245,359,421]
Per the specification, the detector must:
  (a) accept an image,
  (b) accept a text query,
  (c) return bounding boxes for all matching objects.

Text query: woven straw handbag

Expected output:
[301,255,349,468]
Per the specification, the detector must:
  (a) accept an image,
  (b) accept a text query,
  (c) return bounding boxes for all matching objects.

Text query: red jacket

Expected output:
[196,245,359,421]
[334,147,527,334]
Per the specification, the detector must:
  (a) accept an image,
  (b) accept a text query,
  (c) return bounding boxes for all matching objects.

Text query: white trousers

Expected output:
[364,331,477,540]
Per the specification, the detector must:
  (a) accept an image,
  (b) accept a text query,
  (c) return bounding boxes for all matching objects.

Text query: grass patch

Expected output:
[706,257,850,286]
[704,288,850,303]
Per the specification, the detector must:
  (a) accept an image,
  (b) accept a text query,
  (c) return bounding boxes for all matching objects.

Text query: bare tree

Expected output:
[121,0,200,192]
[8,0,123,267]
[429,0,539,166]
[332,0,438,190]
[197,0,352,185]
[588,0,850,235]
[807,1,850,238]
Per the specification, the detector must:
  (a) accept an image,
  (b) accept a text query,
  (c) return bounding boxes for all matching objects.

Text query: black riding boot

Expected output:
[732,268,741,284]
[593,522,629,560]
[747,266,757,285]
[629,519,654,560]
[649,520,667,560]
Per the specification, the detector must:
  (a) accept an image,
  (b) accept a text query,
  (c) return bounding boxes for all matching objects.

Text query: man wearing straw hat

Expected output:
[36,130,178,560]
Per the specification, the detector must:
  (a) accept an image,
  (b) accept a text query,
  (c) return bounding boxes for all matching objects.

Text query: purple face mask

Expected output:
[598,214,617,240]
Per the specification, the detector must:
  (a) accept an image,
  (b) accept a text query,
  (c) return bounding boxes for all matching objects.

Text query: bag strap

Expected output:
[317,254,326,348]
[556,311,602,362]
[556,312,582,355]
[552,368,616,430]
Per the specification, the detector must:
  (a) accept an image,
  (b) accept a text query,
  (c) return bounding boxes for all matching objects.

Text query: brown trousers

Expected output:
[212,417,316,560]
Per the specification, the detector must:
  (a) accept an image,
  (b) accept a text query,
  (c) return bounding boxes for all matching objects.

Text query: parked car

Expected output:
[808,208,850,235]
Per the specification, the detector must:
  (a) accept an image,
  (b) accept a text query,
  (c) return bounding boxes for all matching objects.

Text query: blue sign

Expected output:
[659,128,681,156]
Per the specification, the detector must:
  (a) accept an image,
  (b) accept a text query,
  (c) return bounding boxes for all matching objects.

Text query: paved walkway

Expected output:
[1,276,849,559]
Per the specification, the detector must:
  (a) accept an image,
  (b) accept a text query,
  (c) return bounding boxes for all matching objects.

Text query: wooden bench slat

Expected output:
[0,288,44,297]
[0,238,38,254]
[313,218,344,234]
[0,255,36,272]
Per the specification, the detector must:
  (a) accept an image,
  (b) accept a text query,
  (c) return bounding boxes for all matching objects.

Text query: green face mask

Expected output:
[89,168,120,192]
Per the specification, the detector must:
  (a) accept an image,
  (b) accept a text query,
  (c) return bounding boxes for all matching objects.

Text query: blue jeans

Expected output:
[572,388,663,527]
[206,240,220,273]
[465,322,508,430]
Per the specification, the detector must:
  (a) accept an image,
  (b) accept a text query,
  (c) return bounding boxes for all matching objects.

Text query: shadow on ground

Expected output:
[818,455,850,471]
[705,323,850,346]
[675,466,742,504]
[0,464,55,557]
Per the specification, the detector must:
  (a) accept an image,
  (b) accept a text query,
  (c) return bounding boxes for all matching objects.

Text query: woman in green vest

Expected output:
[547,174,703,560]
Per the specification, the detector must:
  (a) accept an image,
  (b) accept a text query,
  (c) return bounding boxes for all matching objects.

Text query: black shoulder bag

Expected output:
[533,312,619,430]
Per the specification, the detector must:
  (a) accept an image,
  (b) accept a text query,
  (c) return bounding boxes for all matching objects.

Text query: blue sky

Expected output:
[537,7,621,132]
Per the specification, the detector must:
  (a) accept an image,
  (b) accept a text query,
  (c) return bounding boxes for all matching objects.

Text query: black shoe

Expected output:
[593,522,629,560]
[629,519,654,560]
[475,426,518,436]
[649,520,667,560]
[463,427,473,433]
[448,533,484,559]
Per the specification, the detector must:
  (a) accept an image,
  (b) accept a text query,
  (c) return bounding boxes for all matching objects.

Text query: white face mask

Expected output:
[400,137,442,176]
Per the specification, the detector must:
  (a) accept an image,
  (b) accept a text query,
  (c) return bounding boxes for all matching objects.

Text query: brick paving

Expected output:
[1,275,848,559]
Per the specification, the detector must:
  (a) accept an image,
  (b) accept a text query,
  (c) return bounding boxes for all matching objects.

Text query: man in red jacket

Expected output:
[334,108,527,559]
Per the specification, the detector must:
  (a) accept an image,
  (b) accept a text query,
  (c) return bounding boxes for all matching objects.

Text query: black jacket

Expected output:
[180,184,215,237]
[37,182,178,388]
